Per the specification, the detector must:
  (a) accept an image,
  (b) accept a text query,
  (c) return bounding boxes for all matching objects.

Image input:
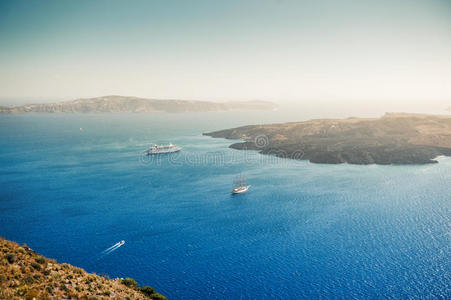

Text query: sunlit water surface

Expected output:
[0,113,449,299]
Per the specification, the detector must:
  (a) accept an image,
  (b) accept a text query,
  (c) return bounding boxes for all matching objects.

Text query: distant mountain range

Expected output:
[0,95,277,113]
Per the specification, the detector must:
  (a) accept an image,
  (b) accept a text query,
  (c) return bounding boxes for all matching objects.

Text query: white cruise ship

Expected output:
[145,143,182,155]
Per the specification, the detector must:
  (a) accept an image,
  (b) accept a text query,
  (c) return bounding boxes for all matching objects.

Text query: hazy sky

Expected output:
[0,0,450,108]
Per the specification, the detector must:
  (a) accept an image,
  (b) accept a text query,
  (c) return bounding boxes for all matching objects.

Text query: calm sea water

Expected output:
[0,113,449,299]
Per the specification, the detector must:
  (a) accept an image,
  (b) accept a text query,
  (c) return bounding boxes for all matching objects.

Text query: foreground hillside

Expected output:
[0,238,165,300]
[0,95,277,113]
[205,113,451,165]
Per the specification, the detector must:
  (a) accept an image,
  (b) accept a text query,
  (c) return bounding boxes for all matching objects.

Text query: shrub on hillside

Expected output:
[121,277,138,289]
[35,256,46,264]
[31,262,41,271]
[23,275,34,284]
[139,285,155,296]
[150,292,167,300]
[139,286,167,300]
[5,253,17,264]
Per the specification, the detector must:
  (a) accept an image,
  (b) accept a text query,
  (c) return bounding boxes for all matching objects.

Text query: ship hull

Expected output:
[232,185,251,194]
[146,147,181,155]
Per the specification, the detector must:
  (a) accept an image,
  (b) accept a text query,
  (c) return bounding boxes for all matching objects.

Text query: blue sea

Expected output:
[0,112,450,299]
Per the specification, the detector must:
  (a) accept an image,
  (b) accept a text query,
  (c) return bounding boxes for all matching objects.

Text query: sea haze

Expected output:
[0,113,449,299]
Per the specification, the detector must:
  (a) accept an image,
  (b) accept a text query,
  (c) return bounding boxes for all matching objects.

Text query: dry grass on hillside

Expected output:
[0,238,166,300]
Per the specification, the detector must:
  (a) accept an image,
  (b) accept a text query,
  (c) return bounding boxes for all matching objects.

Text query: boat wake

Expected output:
[85,240,126,270]
[101,240,125,256]
[102,241,125,254]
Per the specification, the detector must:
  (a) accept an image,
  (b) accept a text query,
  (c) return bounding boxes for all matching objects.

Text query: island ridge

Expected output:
[204,113,451,165]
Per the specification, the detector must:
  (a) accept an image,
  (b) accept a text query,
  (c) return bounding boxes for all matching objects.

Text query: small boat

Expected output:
[119,240,125,246]
[145,143,182,155]
[232,174,250,194]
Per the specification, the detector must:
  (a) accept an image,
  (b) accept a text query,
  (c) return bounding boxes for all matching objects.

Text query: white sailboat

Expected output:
[232,174,250,194]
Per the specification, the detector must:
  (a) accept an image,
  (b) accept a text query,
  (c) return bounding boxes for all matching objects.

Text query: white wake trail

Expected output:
[102,240,125,255]
[102,242,122,253]
[104,244,121,254]
[88,241,127,269]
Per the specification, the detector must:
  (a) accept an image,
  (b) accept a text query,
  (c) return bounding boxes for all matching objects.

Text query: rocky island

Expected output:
[204,113,451,165]
[0,95,277,113]
[0,238,166,300]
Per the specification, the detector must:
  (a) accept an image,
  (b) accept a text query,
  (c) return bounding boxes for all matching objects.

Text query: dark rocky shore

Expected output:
[204,113,451,165]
